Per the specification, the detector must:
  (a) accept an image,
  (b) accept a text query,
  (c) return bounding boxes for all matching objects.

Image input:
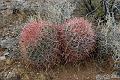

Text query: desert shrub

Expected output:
[96,22,120,65]
[60,17,96,63]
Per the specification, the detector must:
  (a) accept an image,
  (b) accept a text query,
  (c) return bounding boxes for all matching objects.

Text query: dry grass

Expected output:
[0,55,113,80]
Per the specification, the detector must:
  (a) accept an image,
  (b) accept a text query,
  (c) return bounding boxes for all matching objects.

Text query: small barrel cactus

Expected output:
[61,17,96,63]
[19,20,61,68]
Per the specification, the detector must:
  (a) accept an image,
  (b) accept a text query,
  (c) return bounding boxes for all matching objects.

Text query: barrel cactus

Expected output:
[19,20,61,68]
[19,17,96,67]
[61,17,96,63]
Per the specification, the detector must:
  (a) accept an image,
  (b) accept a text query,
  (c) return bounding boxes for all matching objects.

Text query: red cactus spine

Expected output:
[19,21,46,57]
[61,17,96,63]
[19,20,61,68]
[19,17,96,67]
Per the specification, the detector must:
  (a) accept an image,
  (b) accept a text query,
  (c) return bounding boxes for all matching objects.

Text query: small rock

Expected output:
[96,74,104,80]
[0,56,6,60]
[0,70,21,80]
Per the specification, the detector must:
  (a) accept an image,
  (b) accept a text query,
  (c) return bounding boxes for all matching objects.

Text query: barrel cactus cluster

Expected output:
[19,17,96,68]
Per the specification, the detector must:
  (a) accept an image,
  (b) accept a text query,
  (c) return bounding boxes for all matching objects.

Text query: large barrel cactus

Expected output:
[19,20,61,68]
[61,17,96,63]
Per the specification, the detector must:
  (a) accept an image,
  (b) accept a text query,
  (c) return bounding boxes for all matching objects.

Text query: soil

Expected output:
[0,56,114,80]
